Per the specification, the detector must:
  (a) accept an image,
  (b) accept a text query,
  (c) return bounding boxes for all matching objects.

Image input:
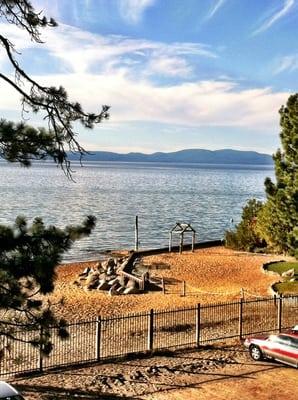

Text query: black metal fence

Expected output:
[1,295,297,377]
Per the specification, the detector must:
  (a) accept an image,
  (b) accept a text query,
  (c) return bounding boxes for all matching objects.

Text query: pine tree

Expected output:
[0,1,109,355]
[257,94,298,257]
[0,216,96,355]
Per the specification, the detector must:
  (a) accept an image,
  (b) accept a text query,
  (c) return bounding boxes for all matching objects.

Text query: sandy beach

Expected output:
[49,246,288,321]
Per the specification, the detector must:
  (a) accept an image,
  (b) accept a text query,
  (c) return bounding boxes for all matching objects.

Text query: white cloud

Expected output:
[118,0,156,24]
[0,69,288,134]
[33,0,61,20]
[274,54,298,74]
[206,0,226,20]
[146,56,192,77]
[0,23,216,77]
[253,0,295,35]
[0,22,288,143]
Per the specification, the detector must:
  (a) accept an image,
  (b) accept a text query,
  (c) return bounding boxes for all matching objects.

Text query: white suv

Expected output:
[0,381,25,400]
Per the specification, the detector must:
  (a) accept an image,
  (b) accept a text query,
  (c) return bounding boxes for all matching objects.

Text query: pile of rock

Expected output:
[281,268,296,282]
[73,257,144,295]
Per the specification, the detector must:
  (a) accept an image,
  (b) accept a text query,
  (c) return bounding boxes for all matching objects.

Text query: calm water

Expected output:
[0,161,274,261]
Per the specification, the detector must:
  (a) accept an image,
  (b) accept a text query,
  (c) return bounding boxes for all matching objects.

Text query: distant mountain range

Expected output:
[69,149,273,165]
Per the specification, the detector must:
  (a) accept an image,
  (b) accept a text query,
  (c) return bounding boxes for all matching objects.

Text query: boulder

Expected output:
[107,258,116,267]
[79,266,90,277]
[126,279,137,289]
[94,261,102,271]
[123,286,140,295]
[108,277,119,286]
[86,272,100,289]
[117,275,127,287]
[107,266,115,276]
[106,274,116,283]
[118,259,129,271]
[282,268,295,278]
[101,260,109,271]
[98,272,107,280]
[97,279,110,290]
[116,285,125,294]
[108,284,120,296]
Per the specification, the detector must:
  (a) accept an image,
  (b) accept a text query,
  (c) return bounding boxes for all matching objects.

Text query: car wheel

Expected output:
[249,345,263,361]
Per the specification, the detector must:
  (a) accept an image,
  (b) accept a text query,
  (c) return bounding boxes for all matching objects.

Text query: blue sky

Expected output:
[1,0,297,154]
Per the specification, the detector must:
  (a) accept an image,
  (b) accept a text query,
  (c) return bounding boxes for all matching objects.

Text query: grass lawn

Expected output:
[267,261,298,295]
[267,261,298,275]
[273,281,298,295]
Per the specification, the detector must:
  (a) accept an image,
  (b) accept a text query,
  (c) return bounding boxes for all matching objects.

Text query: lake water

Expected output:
[0,161,274,262]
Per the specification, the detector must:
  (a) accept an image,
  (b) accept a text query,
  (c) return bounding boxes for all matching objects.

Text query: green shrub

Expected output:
[225,199,266,252]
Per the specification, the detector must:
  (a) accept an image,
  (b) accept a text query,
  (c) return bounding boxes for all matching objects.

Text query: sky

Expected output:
[0,0,297,154]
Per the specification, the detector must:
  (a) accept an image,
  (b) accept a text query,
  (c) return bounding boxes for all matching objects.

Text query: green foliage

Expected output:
[225,93,298,257]
[0,0,109,176]
[0,119,60,166]
[0,0,57,38]
[225,199,265,251]
[257,94,298,257]
[0,216,96,354]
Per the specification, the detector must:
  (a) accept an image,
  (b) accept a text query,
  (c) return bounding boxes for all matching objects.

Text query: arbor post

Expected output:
[179,233,184,254]
[169,232,172,252]
[192,232,195,252]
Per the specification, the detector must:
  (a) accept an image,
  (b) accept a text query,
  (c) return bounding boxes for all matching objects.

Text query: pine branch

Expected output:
[0,2,110,176]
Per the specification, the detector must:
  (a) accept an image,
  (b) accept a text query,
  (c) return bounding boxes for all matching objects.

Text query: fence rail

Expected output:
[1,295,297,377]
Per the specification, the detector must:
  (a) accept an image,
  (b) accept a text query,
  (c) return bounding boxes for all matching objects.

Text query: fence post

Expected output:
[274,294,277,307]
[135,215,139,251]
[95,316,101,361]
[162,278,165,295]
[39,325,43,372]
[147,309,154,352]
[277,295,283,332]
[182,281,186,297]
[238,298,243,340]
[195,303,201,347]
